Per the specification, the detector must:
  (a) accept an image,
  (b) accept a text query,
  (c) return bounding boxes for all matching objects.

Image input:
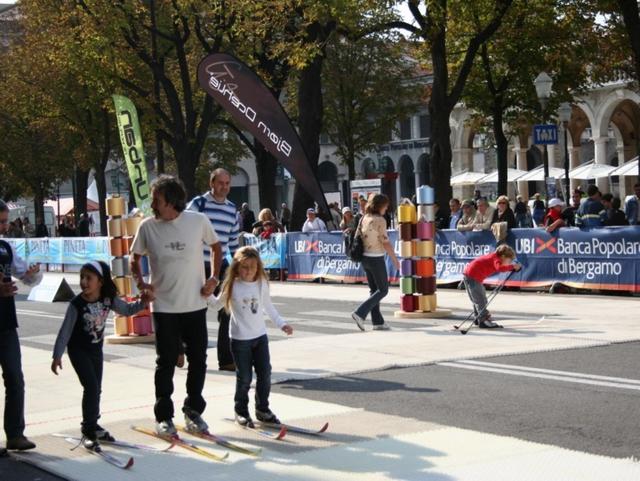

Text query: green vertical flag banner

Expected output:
[112,94,151,215]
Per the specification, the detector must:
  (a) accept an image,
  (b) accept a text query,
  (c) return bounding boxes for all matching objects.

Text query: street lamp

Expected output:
[534,72,553,204]
[558,102,572,203]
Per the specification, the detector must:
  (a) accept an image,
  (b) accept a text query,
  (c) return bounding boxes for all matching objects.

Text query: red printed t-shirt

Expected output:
[463,252,515,283]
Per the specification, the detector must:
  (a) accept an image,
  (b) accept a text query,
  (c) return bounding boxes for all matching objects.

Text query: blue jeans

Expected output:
[0,328,25,439]
[230,335,271,416]
[355,256,389,326]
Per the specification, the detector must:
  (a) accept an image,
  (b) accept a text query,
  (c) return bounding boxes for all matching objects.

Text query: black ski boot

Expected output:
[255,409,281,425]
[96,425,115,442]
[234,412,255,428]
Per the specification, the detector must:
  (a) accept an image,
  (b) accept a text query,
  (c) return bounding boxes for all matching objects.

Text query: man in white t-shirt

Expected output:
[301,208,327,233]
[130,175,222,437]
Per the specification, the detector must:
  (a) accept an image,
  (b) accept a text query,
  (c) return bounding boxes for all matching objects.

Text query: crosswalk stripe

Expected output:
[438,361,640,391]
[457,359,640,385]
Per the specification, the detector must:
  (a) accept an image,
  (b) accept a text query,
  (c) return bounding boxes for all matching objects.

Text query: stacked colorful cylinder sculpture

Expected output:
[397,186,438,313]
[106,195,152,337]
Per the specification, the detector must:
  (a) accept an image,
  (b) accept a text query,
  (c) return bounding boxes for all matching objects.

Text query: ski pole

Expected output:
[459,270,515,335]
[454,271,511,330]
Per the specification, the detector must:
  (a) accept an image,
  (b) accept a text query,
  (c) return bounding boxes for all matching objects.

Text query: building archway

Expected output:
[379,156,397,208]
[362,157,377,178]
[418,153,430,186]
[318,161,339,193]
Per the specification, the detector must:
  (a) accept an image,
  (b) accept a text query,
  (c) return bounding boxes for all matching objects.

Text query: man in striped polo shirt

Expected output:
[188,168,240,371]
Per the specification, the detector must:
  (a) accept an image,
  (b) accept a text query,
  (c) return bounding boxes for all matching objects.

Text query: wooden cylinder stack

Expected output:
[106,196,152,337]
[398,186,438,313]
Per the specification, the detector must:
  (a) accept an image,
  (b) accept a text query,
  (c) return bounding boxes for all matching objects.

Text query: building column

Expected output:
[462,147,474,171]
[395,171,402,205]
[456,147,474,199]
[593,137,609,192]
[414,167,423,189]
[569,147,581,193]
[616,142,626,199]
[616,143,625,166]
[516,147,529,200]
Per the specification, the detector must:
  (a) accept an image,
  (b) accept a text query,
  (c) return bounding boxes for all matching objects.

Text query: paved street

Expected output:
[1,275,640,480]
[274,342,640,459]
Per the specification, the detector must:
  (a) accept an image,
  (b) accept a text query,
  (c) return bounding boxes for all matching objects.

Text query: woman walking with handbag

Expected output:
[350,194,400,332]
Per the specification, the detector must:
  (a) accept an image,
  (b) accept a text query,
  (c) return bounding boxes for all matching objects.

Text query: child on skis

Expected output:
[51,261,151,448]
[207,246,293,428]
[463,244,521,328]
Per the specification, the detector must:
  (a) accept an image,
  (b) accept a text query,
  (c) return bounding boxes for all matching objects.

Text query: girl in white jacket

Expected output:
[208,246,292,427]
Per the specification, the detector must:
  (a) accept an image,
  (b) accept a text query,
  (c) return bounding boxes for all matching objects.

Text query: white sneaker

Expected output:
[155,419,177,437]
[183,408,209,434]
[351,312,365,331]
[234,412,255,428]
[372,324,391,331]
[478,319,501,329]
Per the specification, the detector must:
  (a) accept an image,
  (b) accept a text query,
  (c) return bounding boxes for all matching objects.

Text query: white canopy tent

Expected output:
[477,168,528,184]
[569,160,616,180]
[450,171,488,186]
[517,165,567,182]
[608,157,638,177]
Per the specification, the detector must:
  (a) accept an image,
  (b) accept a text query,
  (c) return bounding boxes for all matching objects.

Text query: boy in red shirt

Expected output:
[544,198,567,233]
[463,244,521,328]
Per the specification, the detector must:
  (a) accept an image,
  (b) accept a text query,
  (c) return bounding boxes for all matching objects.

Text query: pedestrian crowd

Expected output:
[4,216,43,238]
[446,182,640,235]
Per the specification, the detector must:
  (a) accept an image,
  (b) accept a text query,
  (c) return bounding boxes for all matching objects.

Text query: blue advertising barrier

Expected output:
[286,231,398,283]
[512,227,640,291]
[4,237,112,265]
[436,227,640,291]
[287,227,640,292]
[240,233,286,269]
[6,227,640,292]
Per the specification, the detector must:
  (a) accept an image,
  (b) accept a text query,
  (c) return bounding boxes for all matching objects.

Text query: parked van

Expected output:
[26,206,56,236]
[6,203,56,236]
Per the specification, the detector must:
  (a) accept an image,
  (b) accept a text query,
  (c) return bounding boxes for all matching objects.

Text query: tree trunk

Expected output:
[427,24,454,217]
[33,190,44,228]
[175,143,198,200]
[95,108,111,236]
[95,167,108,235]
[617,0,640,81]
[428,103,453,215]
[74,167,89,220]
[492,103,509,196]
[292,54,324,230]
[347,148,356,180]
[255,141,278,212]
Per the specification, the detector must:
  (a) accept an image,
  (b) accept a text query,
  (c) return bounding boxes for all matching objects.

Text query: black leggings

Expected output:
[68,346,103,436]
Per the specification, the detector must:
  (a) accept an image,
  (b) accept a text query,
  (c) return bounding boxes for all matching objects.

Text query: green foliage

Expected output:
[323,34,424,178]
[462,0,599,136]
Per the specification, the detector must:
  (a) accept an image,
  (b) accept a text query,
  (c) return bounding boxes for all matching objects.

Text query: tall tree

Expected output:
[462,0,597,195]
[10,0,122,234]
[388,0,514,213]
[211,0,297,212]
[75,0,244,198]
[323,34,424,180]
[613,0,640,81]
[288,1,396,229]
